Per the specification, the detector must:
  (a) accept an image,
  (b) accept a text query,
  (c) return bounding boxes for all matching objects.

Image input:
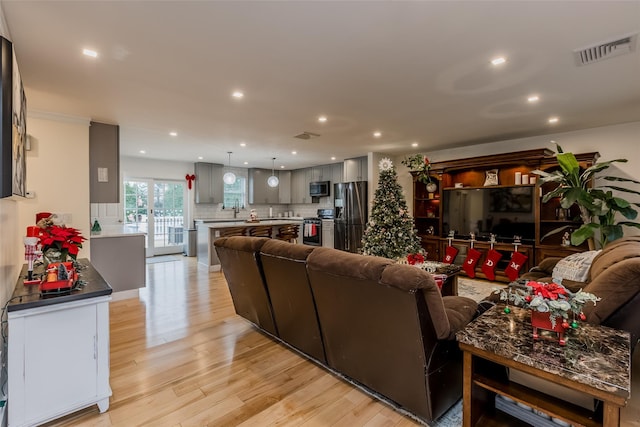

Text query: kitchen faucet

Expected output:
[233,199,240,219]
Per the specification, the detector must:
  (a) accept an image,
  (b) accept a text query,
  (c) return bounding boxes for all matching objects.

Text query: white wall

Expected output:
[17,113,91,257]
[0,199,19,307]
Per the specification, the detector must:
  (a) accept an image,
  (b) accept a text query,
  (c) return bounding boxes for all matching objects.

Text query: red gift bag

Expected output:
[442,245,459,264]
[462,247,482,278]
[481,249,503,281]
[505,251,528,281]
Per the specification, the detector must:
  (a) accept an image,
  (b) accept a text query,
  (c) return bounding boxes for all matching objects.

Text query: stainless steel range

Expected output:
[302,209,334,246]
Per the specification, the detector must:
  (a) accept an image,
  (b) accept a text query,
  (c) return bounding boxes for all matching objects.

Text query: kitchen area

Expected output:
[194,156,370,271]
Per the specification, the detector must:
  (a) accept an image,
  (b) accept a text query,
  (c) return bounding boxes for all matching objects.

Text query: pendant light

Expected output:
[223,152,236,185]
[267,157,279,188]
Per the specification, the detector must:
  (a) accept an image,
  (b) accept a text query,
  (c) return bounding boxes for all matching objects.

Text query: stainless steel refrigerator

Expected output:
[334,181,368,253]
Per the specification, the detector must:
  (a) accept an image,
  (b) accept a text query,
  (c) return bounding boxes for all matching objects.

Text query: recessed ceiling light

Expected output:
[548,117,559,124]
[331,156,336,161]
[169,131,178,136]
[318,116,327,123]
[83,48,98,58]
[292,151,297,155]
[243,161,248,165]
[280,165,285,169]
[198,156,203,160]
[232,90,244,99]
[527,95,540,103]
[491,56,506,66]
[139,150,146,154]
[550,140,556,144]
[240,142,246,147]
[411,142,419,147]
[373,131,382,138]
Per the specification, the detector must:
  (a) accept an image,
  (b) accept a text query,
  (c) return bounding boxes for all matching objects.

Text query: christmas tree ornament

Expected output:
[503,306,511,314]
[571,321,579,329]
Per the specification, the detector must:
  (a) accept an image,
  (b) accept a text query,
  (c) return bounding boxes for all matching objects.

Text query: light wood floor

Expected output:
[44,257,640,427]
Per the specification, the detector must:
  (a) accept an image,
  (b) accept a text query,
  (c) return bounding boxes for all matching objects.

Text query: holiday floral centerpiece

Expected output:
[401,154,432,185]
[36,216,86,262]
[497,281,599,345]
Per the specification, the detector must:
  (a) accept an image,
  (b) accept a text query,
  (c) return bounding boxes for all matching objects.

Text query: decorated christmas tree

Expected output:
[361,158,422,259]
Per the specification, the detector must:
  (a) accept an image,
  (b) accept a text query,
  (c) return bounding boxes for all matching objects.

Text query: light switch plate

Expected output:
[97,167,109,182]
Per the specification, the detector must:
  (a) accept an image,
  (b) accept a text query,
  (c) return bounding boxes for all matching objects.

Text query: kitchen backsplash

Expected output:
[193,197,334,220]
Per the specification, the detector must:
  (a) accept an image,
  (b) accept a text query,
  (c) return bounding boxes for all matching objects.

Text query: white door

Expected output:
[124,179,186,256]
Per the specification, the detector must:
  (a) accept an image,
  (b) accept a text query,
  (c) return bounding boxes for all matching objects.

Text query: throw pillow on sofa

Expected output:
[552,250,601,285]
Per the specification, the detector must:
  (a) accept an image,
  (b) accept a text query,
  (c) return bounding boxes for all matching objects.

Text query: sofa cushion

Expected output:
[307,247,392,282]
[582,239,640,324]
[380,265,478,340]
[214,235,270,252]
[260,238,315,261]
[552,250,601,284]
[443,296,478,339]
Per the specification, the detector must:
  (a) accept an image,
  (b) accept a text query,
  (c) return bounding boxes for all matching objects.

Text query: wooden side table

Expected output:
[456,305,630,427]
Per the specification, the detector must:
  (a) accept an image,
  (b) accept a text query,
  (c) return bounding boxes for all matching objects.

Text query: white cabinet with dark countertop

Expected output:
[8,260,112,427]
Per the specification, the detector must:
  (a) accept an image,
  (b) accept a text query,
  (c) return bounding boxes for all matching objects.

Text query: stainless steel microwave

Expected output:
[309,181,330,197]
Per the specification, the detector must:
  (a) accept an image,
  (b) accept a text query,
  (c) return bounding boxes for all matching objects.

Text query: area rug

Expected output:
[145,254,183,264]
[458,277,506,302]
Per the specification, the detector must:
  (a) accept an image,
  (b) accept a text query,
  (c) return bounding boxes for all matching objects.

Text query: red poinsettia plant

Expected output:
[498,281,599,327]
[39,224,86,260]
[407,253,425,265]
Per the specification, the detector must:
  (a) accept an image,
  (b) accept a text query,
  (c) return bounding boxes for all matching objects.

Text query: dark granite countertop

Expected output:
[9,258,113,312]
[456,304,630,398]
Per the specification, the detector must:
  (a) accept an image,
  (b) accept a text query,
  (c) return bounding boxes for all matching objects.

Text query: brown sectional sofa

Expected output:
[214,236,478,423]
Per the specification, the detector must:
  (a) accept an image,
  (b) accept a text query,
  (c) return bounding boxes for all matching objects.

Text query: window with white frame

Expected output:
[223,176,246,209]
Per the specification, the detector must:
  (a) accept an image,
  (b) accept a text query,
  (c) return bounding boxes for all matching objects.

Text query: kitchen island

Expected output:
[196,219,303,271]
[90,225,146,294]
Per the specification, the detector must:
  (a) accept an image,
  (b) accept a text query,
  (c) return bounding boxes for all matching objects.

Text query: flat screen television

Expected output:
[442,186,535,242]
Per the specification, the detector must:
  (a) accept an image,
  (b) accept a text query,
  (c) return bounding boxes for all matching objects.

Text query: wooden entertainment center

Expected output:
[412,149,599,282]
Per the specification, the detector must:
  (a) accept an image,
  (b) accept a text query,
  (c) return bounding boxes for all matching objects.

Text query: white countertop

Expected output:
[89,225,147,238]
[198,219,302,229]
[195,217,304,224]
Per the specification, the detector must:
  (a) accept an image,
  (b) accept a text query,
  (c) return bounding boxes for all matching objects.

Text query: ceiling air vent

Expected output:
[293,131,320,140]
[573,32,637,66]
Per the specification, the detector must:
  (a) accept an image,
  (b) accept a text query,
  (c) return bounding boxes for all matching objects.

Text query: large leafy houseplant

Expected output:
[533,145,640,248]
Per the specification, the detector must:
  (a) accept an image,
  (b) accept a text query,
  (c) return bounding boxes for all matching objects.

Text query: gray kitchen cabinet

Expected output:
[249,168,290,204]
[194,162,224,204]
[278,171,292,204]
[332,162,344,184]
[89,121,120,203]
[344,156,368,182]
[311,166,322,182]
[291,169,306,204]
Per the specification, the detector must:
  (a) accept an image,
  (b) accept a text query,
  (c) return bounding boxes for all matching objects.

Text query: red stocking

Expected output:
[462,248,482,278]
[442,246,459,264]
[505,251,529,281]
[481,249,503,281]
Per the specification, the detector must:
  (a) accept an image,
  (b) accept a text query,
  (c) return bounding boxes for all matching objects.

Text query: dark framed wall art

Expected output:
[0,36,27,198]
